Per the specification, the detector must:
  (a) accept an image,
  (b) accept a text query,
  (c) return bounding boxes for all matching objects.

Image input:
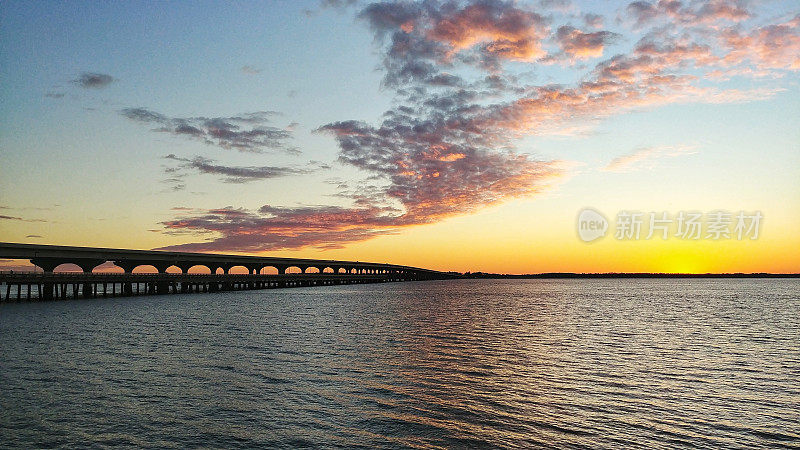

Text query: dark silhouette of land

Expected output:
[462,272,799,278]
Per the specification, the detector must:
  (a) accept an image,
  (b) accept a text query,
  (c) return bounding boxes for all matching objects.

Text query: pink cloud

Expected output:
[555,26,620,60]
[427,1,548,61]
[720,15,800,71]
[602,145,697,172]
[625,0,750,28]
[157,1,800,253]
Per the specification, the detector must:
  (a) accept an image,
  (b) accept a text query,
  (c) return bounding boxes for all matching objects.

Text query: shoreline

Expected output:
[462,273,800,279]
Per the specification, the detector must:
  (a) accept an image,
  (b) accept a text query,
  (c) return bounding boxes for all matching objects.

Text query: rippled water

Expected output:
[1,279,799,448]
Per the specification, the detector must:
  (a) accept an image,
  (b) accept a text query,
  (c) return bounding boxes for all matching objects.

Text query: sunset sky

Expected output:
[1,0,799,273]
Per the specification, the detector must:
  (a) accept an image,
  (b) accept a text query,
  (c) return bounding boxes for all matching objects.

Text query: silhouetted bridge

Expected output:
[0,243,455,301]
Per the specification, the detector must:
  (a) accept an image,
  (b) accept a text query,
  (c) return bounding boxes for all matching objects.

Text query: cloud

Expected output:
[160,209,395,251]
[425,1,549,61]
[164,154,311,184]
[305,0,360,16]
[719,15,800,72]
[538,0,574,13]
[241,65,261,74]
[0,205,56,211]
[121,108,298,153]
[0,214,47,222]
[320,0,359,9]
[157,96,571,251]
[26,235,43,239]
[359,0,549,84]
[623,0,750,28]
[318,120,566,222]
[121,108,169,123]
[554,26,620,60]
[162,177,187,192]
[157,108,569,251]
[602,145,697,172]
[74,72,116,88]
[157,156,562,252]
[583,13,604,29]
[156,0,800,253]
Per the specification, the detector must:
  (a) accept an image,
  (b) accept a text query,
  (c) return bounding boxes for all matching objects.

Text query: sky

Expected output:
[1,0,799,274]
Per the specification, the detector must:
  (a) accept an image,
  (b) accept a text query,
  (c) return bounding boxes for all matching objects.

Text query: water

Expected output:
[1,279,798,448]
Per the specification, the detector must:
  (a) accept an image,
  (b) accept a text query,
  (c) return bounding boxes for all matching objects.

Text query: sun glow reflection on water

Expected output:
[0,279,798,447]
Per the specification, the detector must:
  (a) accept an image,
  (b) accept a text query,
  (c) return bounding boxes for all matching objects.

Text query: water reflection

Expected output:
[1,279,798,447]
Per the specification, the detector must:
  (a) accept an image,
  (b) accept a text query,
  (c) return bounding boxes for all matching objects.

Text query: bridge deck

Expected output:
[0,242,444,275]
[0,242,454,301]
[0,271,420,301]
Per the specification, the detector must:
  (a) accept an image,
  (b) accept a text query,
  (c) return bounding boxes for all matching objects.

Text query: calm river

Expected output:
[1,279,798,448]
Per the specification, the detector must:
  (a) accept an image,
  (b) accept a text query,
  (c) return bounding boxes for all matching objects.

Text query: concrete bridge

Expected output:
[0,242,454,301]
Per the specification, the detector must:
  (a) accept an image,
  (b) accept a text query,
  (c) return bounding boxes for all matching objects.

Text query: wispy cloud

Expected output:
[305,0,360,16]
[121,108,299,153]
[554,26,620,61]
[74,72,116,88]
[602,145,698,172]
[624,0,749,28]
[0,215,47,222]
[241,65,261,74]
[0,205,56,211]
[164,154,311,184]
[583,13,604,29]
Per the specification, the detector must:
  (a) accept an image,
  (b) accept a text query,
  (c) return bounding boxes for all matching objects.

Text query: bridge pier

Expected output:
[155,283,167,295]
[152,263,171,295]
[116,262,135,296]
[39,282,53,300]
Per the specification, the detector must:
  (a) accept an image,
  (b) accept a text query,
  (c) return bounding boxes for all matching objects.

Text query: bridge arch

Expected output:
[132,265,160,274]
[304,266,320,273]
[322,267,335,273]
[285,266,303,274]
[52,263,85,273]
[95,262,124,273]
[259,266,279,275]
[186,265,211,274]
[228,265,250,275]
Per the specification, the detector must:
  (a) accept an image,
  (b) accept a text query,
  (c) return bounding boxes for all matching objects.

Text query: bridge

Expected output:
[0,242,455,301]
